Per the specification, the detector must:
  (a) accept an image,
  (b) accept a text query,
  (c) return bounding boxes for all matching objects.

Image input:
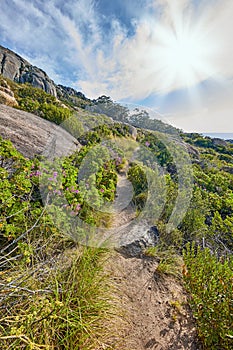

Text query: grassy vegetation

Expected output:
[145,246,183,278]
[0,247,113,350]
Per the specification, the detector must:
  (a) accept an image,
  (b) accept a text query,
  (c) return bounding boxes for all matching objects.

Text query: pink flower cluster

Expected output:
[29,170,42,177]
[53,189,62,195]
[69,203,82,216]
[115,157,122,166]
[66,186,79,193]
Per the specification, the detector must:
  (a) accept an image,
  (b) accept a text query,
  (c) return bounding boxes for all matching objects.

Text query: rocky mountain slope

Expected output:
[0,45,57,96]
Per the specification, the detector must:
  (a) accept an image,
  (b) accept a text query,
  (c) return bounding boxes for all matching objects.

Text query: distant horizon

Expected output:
[201,133,233,140]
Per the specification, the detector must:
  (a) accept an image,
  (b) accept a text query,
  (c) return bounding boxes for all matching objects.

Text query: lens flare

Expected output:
[151,10,218,92]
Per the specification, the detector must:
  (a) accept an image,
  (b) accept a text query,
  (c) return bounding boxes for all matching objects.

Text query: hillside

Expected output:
[0,46,233,350]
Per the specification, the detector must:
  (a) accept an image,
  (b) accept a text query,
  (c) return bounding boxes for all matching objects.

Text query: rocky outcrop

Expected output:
[56,84,87,101]
[212,138,228,148]
[0,104,81,158]
[0,45,57,96]
[0,78,18,107]
[186,143,200,158]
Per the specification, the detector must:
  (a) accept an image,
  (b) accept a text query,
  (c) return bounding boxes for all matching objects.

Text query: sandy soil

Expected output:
[105,252,202,350]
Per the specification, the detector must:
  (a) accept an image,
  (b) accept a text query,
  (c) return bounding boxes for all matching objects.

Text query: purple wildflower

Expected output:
[75,204,81,211]
[53,189,62,195]
[145,141,150,147]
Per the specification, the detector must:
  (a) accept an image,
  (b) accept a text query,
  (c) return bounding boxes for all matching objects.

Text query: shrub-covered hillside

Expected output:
[0,75,232,349]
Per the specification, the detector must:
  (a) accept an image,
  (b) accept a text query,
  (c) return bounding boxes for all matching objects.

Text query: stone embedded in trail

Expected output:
[116,222,159,257]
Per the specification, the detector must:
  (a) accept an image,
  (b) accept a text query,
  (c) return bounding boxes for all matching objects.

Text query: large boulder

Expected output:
[0,104,80,158]
[0,45,57,96]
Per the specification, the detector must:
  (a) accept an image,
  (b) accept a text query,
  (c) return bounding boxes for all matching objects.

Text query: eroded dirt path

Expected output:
[110,173,136,228]
[103,174,201,349]
[105,253,201,350]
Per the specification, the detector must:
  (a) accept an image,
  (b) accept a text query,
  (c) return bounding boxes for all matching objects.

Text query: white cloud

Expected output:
[60,0,233,101]
[166,82,233,132]
[1,0,233,132]
[2,0,233,99]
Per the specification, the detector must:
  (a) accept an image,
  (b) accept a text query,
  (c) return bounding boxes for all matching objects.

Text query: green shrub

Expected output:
[183,243,233,349]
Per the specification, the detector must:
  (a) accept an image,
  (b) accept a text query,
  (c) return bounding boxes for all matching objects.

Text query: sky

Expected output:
[0,0,233,133]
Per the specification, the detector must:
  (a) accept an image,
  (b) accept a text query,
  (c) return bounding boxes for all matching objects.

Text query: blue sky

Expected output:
[0,0,233,133]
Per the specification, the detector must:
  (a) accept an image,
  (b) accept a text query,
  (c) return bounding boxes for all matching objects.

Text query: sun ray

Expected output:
[151,8,218,93]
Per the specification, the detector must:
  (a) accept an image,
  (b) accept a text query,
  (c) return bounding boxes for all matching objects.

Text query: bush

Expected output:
[183,243,233,349]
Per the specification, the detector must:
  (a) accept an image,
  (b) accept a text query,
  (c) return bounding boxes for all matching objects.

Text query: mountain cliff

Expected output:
[0,45,57,96]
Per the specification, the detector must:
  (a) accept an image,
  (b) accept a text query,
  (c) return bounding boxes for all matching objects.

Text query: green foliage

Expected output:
[0,137,44,250]
[0,137,116,349]
[9,83,88,138]
[180,186,209,240]
[145,246,183,277]
[90,95,179,134]
[15,85,72,124]
[78,122,132,146]
[0,247,112,349]
[127,164,148,210]
[183,243,233,349]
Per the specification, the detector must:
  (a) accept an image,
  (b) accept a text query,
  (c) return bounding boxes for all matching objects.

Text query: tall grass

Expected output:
[0,246,115,349]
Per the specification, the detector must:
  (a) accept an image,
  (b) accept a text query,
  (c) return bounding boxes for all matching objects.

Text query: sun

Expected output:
[154,21,216,91]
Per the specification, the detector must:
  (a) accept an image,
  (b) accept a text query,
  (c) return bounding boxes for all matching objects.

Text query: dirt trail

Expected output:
[103,174,201,350]
[110,173,136,229]
[105,253,201,350]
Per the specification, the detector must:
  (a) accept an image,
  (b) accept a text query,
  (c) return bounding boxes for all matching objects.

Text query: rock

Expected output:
[0,104,81,158]
[116,222,159,257]
[0,89,18,107]
[222,166,233,174]
[0,78,18,107]
[186,144,200,158]
[124,123,137,140]
[56,84,87,100]
[212,138,228,148]
[0,45,57,96]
